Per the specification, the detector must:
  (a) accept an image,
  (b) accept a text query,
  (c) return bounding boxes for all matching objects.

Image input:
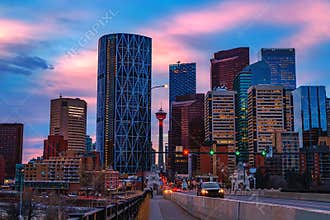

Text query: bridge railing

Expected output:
[68,191,150,220]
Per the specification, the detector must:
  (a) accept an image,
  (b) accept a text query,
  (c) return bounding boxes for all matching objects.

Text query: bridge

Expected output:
[68,190,330,220]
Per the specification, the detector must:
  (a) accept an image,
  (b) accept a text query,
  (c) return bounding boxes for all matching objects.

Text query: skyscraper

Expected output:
[261,48,296,90]
[211,47,249,90]
[292,86,327,148]
[169,62,196,105]
[247,85,286,166]
[0,123,23,179]
[96,33,152,173]
[170,94,204,175]
[326,98,330,137]
[50,96,87,152]
[233,60,271,161]
[205,88,236,173]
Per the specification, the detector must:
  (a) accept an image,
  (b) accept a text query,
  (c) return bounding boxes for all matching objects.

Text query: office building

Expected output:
[247,85,286,167]
[210,47,249,90]
[86,135,93,152]
[50,97,87,152]
[293,86,327,148]
[205,88,236,174]
[233,60,271,161]
[0,123,23,179]
[96,33,152,173]
[300,145,330,183]
[261,48,296,90]
[170,94,204,175]
[268,131,300,176]
[43,135,68,159]
[327,98,330,137]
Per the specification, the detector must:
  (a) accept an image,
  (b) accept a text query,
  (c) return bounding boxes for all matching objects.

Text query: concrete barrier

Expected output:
[164,193,330,220]
[229,190,330,203]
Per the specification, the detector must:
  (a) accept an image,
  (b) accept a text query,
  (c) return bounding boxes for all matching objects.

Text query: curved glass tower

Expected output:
[96,33,152,174]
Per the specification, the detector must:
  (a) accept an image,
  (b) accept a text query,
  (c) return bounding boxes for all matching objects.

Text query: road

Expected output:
[148,195,197,220]
[184,191,330,212]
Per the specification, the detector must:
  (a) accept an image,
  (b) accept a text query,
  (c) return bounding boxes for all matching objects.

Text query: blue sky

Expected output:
[0,0,330,162]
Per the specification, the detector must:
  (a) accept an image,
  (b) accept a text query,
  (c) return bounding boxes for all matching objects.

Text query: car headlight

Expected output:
[201,189,208,194]
[219,189,224,193]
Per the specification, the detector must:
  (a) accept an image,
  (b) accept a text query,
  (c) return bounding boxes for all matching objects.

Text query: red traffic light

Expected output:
[183,149,189,156]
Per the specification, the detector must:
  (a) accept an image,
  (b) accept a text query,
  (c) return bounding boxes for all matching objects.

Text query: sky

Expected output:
[1,0,330,163]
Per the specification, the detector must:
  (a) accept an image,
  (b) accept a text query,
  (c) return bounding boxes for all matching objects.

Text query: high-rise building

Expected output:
[169,62,196,105]
[247,85,286,166]
[50,97,87,152]
[210,47,249,90]
[43,135,68,159]
[169,94,204,175]
[269,131,300,176]
[96,33,152,173]
[86,135,93,152]
[293,86,327,148]
[168,62,196,130]
[155,108,167,170]
[205,88,236,174]
[326,98,330,137]
[233,60,271,161]
[168,62,196,175]
[261,48,296,90]
[0,123,23,179]
[300,145,330,183]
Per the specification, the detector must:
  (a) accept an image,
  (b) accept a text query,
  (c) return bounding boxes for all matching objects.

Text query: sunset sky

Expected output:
[1,0,330,162]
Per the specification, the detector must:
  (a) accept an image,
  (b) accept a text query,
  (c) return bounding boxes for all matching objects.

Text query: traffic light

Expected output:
[235,151,240,156]
[209,149,215,155]
[261,150,267,157]
[183,149,189,156]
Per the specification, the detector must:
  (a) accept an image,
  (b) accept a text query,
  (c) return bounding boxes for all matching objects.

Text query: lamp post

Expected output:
[141,84,168,191]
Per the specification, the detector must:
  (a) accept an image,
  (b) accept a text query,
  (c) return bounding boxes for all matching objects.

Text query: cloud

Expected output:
[0,55,54,76]
[142,0,330,75]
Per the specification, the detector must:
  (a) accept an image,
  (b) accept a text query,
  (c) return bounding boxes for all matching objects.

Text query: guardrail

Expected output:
[68,191,149,220]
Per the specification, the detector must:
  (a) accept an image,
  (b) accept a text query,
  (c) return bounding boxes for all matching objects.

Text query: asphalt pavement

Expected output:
[184,191,330,212]
[148,195,197,220]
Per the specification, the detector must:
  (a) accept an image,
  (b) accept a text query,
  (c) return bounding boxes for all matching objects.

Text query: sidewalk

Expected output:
[148,195,197,220]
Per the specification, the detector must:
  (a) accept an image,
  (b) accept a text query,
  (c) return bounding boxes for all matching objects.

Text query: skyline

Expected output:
[1,0,330,163]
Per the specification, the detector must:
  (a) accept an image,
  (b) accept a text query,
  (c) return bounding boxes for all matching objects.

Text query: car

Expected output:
[197,182,224,198]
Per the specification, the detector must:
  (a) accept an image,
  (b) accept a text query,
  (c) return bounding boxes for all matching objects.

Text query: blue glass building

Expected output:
[169,62,196,104]
[293,86,327,148]
[96,33,152,174]
[168,62,196,177]
[261,48,296,90]
[233,61,271,161]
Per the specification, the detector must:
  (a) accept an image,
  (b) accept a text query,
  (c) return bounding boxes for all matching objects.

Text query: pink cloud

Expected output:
[37,49,97,106]
[23,137,44,163]
[142,0,330,77]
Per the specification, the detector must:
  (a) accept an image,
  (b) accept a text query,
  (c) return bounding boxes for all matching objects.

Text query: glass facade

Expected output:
[96,33,152,174]
[169,62,196,104]
[233,61,271,162]
[261,48,296,90]
[293,86,327,148]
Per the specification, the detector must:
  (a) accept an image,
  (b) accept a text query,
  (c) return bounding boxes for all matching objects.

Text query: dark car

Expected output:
[197,182,224,198]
